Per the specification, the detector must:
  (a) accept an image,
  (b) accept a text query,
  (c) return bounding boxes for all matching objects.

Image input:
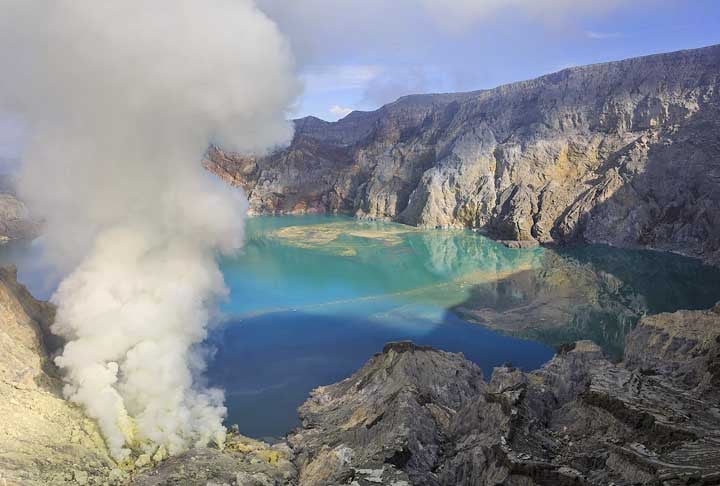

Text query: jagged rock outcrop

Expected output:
[206,44,720,264]
[624,303,720,393]
[287,342,486,485]
[0,266,116,485]
[288,304,720,485]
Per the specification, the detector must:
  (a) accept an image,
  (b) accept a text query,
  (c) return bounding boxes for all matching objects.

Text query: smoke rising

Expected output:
[0,0,299,460]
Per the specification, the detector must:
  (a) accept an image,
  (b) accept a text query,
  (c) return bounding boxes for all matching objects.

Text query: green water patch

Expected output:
[221,215,720,359]
[210,215,720,437]
[2,214,719,438]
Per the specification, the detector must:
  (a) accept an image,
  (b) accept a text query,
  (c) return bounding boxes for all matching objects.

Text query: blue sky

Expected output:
[262,0,720,121]
[2,0,719,161]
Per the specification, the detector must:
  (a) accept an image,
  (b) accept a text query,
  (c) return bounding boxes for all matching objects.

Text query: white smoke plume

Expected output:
[0,0,299,460]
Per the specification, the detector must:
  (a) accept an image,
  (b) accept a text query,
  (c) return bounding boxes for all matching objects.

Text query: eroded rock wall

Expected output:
[207,44,720,265]
[0,266,116,485]
[288,305,720,485]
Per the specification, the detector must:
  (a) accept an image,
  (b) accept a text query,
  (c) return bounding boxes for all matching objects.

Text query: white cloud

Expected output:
[329,105,354,118]
[302,64,382,93]
[258,0,636,60]
[422,0,629,30]
[585,30,624,39]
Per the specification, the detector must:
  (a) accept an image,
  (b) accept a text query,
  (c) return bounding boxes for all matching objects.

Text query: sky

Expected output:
[257,0,720,121]
[1,0,719,162]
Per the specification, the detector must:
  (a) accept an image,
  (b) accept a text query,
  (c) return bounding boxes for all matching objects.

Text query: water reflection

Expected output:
[2,215,718,359]
[451,245,720,358]
[224,216,720,358]
[2,215,719,437]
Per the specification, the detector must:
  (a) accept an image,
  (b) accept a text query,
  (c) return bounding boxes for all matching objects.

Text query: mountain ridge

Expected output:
[302,43,720,126]
[207,43,720,265]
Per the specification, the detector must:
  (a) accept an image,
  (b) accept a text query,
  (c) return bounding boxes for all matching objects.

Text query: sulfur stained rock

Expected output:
[207,44,720,265]
[0,266,115,486]
[129,434,297,486]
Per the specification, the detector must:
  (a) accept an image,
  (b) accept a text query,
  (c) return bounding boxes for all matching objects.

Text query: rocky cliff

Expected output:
[2,260,719,485]
[0,266,116,485]
[207,44,720,265]
[288,305,720,485]
[0,176,40,243]
[0,265,297,485]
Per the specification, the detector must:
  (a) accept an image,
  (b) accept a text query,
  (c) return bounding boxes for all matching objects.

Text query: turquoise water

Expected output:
[3,214,720,439]
[206,215,720,438]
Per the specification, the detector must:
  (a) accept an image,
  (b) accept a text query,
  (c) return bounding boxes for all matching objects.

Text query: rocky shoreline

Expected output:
[1,265,719,485]
[206,44,720,266]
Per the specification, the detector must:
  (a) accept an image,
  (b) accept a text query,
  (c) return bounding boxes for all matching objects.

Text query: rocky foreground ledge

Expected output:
[1,267,719,485]
[286,309,720,486]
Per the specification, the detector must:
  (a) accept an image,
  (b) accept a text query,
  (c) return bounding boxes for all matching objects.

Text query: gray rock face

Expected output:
[287,342,485,486]
[289,307,720,485]
[0,191,40,242]
[624,304,720,393]
[207,44,720,264]
[0,266,115,486]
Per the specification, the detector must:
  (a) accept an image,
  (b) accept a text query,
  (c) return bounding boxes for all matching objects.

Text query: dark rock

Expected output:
[497,239,540,249]
[290,305,720,485]
[287,344,485,485]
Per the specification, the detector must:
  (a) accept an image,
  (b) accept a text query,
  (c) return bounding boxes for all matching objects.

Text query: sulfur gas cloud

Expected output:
[0,0,300,460]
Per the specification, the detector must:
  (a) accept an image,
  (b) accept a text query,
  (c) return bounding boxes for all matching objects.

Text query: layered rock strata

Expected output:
[288,306,720,485]
[206,44,720,265]
[3,263,719,485]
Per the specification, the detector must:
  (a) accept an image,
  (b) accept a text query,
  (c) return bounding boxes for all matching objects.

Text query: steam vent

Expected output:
[1,2,720,485]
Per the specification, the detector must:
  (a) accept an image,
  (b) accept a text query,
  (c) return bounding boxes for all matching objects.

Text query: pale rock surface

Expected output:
[0,266,115,485]
[207,44,720,265]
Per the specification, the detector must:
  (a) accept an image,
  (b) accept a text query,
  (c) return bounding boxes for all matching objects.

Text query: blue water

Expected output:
[3,214,720,440]
[205,215,720,438]
[207,310,551,439]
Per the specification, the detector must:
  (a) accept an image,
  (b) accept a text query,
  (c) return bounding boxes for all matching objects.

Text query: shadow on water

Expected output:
[3,215,720,439]
[554,244,720,312]
[206,308,553,440]
[452,243,720,359]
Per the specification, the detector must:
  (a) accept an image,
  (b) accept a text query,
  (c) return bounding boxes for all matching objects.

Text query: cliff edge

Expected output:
[287,306,720,485]
[0,266,116,485]
[207,44,720,265]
